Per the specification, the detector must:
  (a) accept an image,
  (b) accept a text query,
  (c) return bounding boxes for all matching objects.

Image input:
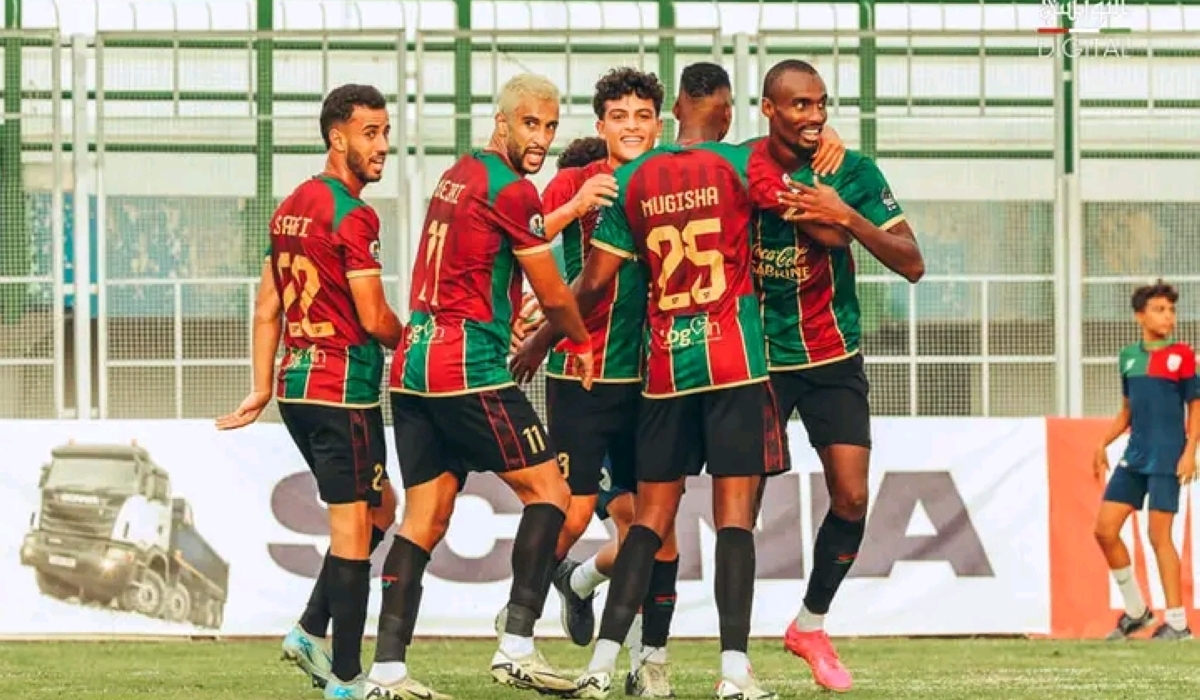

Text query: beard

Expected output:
[347,150,381,183]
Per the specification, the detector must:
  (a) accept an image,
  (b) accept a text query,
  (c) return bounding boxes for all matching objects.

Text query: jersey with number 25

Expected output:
[269,174,386,408]
[592,143,768,397]
[391,150,551,395]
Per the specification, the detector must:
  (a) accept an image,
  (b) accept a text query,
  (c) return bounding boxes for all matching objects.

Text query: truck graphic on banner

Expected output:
[18,441,230,630]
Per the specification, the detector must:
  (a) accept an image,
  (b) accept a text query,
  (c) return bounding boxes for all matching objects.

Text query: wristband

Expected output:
[555,336,591,355]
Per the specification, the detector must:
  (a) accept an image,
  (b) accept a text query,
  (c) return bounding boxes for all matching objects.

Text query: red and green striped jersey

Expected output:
[541,159,646,383]
[269,175,385,408]
[1119,340,1197,475]
[592,142,768,398]
[747,139,906,370]
[390,151,551,395]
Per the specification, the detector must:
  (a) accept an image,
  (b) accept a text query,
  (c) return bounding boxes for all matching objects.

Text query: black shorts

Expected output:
[637,381,790,483]
[546,377,639,497]
[772,353,872,449]
[390,386,556,489]
[278,402,388,506]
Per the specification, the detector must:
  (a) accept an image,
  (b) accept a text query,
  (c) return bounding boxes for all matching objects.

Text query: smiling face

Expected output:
[499,96,560,176]
[596,93,660,165]
[762,68,828,158]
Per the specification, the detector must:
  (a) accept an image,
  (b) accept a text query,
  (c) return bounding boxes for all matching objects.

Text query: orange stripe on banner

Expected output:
[1046,417,1198,638]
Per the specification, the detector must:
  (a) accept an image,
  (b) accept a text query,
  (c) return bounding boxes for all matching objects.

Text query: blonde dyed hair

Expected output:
[497,73,561,116]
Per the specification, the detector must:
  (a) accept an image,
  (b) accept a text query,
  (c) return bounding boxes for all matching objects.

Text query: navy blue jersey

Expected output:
[1119,340,1197,474]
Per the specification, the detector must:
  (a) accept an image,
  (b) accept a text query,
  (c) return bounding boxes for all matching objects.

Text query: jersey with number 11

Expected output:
[269,175,385,408]
[592,143,768,397]
[390,151,551,396]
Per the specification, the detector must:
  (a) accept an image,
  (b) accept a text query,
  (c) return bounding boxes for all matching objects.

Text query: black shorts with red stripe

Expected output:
[390,386,557,489]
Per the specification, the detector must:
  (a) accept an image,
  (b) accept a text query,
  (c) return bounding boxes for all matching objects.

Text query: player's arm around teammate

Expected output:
[217,84,405,698]
[366,74,592,700]
[748,60,925,694]
[1092,281,1196,641]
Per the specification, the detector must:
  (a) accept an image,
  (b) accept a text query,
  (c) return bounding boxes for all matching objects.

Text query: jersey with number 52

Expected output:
[390,151,551,396]
[269,175,386,408]
[592,143,768,397]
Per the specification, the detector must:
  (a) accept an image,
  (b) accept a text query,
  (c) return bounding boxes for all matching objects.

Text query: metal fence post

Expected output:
[732,33,751,143]
[50,33,66,418]
[70,33,91,420]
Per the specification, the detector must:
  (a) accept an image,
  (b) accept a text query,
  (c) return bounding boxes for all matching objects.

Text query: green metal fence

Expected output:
[2,0,1199,420]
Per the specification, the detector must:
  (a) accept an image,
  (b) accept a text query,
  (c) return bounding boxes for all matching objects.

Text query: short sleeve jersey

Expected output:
[269,175,385,407]
[592,142,768,398]
[541,160,647,383]
[1118,340,1197,474]
[747,140,906,369]
[390,151,550,395]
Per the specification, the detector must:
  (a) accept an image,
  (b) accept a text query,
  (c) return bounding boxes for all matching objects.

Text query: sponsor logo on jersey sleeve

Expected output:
[369,239,381,262]
[529,213,546,238]
[881,187,899,212]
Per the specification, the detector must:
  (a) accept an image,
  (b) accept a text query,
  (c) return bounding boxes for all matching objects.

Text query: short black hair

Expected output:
[592,67,665,120]
[1131,279,1179,312]
[557,137,608,169]
[679,62,731,99]
[319,84,387,149]
[761,59,820,102]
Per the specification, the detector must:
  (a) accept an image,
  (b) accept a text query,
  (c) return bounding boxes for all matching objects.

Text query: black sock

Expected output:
[641,558,678,648]
[803,511,865,615]
[597,525,662,643]
[326,555,371,682]
[298,527,388,638]
[375,535,430,663]
[504,503,567,638]
[714,527,755,653]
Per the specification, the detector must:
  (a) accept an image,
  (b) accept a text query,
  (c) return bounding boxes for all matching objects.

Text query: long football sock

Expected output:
[299,526,387,637]
[326,555,371,683]
[803,511,865,616]
[715,528,756,684]
[641,557,678,649]
[501,503,566,658]
[372,535,430,683]
[589,525,661,672]
[1110,566,1148,618]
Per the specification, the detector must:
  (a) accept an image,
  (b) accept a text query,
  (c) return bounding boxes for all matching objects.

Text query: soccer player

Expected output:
[362,73,592,700]
[509,67,679,698]
[747,59,925,692]
[215,84,406,700]
[1093,280,1197,641]
[524,62,788,700]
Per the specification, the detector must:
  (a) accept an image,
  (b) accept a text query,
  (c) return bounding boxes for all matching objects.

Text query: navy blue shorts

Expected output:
[594,454,635,521]
[1103,466,1182,514]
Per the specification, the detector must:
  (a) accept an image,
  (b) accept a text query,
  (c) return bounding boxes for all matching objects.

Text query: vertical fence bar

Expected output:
[1059,12,1083,417]
[253,1,274,277]
[394,35,410,320]
[95,35,108,418]
[70,33,91,420]
[453,0,472,153]
[658,0,676,145]
[732,33,751,143]
[908,283,918,416]
[857,0,877,157]
[0,1,24,325]
[51,34,65,418]
[980,281,990,417]
[173,281,183,419]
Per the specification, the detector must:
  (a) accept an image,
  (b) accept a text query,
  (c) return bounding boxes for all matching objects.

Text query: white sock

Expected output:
[643,646,668,664]
[1110,566,1147,617]
[795,605,825,632]
[1165,607,1188,631]
[500,633,535,658]
[368,661,407,685]
[571,557,608,598]
[588,639,622,673]
[720,650,751,684]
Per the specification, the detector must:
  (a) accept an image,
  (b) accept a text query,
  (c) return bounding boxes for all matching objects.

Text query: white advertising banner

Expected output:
[0,418,1050,638]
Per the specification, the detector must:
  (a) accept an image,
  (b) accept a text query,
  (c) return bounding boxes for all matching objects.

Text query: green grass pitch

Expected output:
[0,637,1196,699]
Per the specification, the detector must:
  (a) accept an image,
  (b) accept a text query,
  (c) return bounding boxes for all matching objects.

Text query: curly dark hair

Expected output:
[557,137,608,169]
[319,84,387,149]
[679,62,731,99]
[592,67,665,120]
[1131,279,1179,312]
